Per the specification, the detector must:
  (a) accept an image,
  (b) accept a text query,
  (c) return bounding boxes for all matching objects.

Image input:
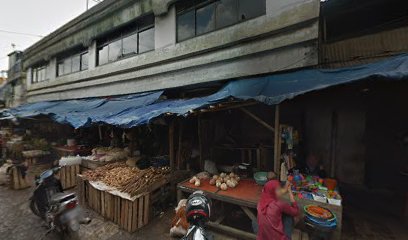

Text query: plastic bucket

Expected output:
[324,178,337,191]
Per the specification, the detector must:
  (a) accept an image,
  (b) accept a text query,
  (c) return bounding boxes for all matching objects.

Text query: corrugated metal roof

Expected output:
[321,26,408,67]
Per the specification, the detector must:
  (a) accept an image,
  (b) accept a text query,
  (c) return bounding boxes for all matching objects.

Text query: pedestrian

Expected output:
[257,180,299,240]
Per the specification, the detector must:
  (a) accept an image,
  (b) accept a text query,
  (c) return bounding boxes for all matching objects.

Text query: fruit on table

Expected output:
[209,178,216,185]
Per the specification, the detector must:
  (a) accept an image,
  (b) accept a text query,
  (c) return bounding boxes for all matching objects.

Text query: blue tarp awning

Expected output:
[3,54,408,128]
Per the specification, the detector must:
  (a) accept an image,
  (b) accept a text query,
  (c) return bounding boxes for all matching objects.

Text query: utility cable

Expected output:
[0,29,43,38]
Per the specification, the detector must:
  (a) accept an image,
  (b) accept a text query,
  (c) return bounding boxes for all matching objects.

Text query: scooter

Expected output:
[29,167,90,240]
[182,191,213,240]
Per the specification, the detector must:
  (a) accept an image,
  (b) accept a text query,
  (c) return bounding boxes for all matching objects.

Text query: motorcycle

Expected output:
[29,167,90,240]
[182,191,213,240]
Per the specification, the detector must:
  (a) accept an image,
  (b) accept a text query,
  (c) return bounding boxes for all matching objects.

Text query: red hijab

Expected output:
[259,180,280,214]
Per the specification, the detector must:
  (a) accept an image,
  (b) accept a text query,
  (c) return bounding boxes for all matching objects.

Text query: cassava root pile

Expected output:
[82,163,171,196]
[119,167,170,197]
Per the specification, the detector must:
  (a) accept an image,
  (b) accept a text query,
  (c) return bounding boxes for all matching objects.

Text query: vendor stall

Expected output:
[178,178,261,240]
[177,174,343,240]
[77,162,172,232]
[168,101,344,240]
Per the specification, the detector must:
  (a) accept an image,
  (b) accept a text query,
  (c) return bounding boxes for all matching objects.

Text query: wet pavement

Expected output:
[0,185,234,240]
[1,185,406,240]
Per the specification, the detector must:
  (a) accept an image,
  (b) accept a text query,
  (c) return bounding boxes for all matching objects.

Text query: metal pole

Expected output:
[86,0,89,10]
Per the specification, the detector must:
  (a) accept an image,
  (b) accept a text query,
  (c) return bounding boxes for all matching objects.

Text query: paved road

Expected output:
[0,185,176,240]
[0,186,234,240]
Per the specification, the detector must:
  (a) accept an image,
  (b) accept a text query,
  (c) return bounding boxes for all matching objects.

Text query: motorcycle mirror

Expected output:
[53,167,62,174]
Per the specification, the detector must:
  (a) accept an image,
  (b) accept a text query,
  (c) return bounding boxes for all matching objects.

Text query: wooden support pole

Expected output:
[177,120,184,170]
[169,120,175,171]
[274,105,281,175]
[198,116,203,170]
[240,108,275,132]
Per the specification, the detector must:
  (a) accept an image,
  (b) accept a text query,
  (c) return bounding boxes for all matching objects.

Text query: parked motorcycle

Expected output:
[182,191,213,240]
[29,167,90,240]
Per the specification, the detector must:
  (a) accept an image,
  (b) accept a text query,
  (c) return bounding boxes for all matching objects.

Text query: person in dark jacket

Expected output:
[302,153,327,178]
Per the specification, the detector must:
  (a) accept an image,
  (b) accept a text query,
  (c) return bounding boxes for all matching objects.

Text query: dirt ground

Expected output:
[1,185,407,240]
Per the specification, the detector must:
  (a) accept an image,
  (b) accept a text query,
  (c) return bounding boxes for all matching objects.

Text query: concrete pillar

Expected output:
[48,58,57,81]
[26,68,32,89]
[89,41,97,70]
[155,5,176,49]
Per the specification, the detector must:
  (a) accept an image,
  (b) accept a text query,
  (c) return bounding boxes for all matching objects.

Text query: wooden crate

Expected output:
[58,165,80,190]
[77,177,150,232]
[8,166,30,190]
[24,157,38,166]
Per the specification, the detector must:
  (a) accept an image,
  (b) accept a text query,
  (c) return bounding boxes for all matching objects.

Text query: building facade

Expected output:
[3,51,25,108]
[21,0,321,102]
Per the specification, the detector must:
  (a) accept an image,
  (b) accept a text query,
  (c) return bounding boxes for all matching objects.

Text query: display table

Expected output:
[178,179,262,240]
[178,179,343,240]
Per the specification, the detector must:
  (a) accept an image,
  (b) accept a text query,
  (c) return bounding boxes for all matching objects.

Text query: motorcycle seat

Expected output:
[50,192,76,204]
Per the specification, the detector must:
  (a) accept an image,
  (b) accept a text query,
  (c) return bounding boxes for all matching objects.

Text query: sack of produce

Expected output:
[170,199,189,237]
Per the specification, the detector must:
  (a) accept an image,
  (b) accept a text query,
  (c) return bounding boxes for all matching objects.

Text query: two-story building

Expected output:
[21,0,321,102]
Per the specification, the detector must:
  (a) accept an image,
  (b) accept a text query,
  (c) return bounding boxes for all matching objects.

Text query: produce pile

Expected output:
[82,162,171,197]
[86,147,129,162]
[189,172,240,191]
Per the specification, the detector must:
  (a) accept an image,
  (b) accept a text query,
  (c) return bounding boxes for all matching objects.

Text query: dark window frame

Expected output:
[176,0,266,42]
[31,64,48,83]
[97,20,155,66]
[57,50,89,77]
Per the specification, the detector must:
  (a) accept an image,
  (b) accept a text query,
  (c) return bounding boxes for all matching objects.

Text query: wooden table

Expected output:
[178,179,343,240]
[178,179,262,240]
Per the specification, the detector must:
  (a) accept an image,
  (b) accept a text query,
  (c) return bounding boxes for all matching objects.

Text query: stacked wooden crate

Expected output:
[8,166,30,190]
[77,177,151,232]
[58,165,80,190]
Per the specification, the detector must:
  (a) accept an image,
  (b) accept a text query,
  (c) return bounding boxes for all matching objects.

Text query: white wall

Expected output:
[155,5,176,49]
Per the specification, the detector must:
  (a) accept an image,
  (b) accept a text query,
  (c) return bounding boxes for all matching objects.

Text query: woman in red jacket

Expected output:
[257,180,299,240]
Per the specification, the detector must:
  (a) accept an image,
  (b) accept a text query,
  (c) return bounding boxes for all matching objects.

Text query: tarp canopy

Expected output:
[3,54,408,128]
[2,91,163,128]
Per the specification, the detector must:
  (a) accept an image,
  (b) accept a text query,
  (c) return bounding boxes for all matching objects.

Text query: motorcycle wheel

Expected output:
[29,199,41,217]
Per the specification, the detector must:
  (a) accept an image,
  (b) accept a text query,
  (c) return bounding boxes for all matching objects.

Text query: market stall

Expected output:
[77,162,171,232]
[178,177,261,240]
[169,101,344,240]
[177,173,343,239]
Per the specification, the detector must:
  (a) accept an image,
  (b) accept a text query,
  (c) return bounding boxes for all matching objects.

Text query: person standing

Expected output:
[257,180,299,240]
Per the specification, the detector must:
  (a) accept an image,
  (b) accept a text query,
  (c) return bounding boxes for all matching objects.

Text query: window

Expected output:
[238,0,266,21]
[138,27,155,53]
[32,64,48,83]
[97,15,155,66]
[177,10,195,42]
[81,52,89,70]
[176,0,266,42]
[57,51,89,77]
[216,0,238,29]
[196,3,216,35]
[98,45,109,66]
[123,33,138,56]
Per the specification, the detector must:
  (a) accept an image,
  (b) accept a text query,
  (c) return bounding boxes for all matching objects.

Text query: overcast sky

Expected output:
[0,0,101,71]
